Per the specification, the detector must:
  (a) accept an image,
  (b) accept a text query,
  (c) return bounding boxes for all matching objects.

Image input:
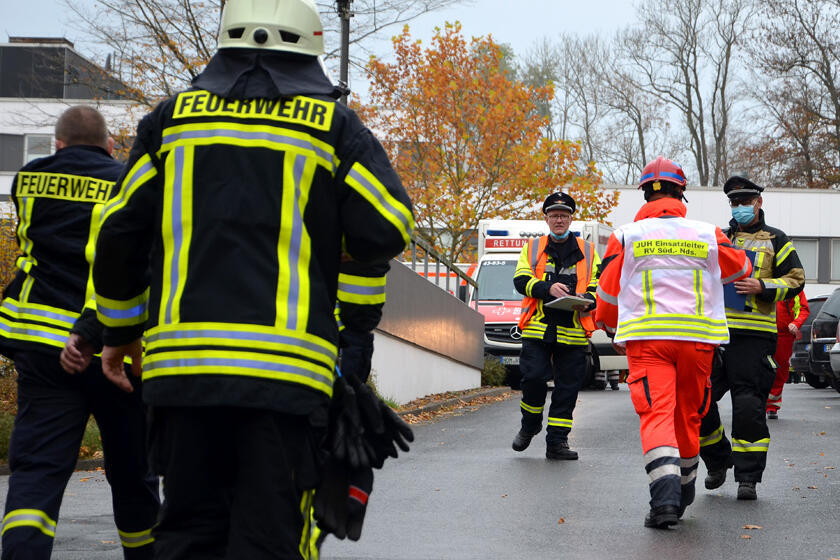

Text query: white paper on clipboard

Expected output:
[544,295,591,311]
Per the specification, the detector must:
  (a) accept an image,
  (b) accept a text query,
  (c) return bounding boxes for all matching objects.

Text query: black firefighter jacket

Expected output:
[92,50,414,416]
[0,145,123,357]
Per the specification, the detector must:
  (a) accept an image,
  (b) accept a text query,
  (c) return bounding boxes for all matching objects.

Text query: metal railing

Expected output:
[403,234,477,303]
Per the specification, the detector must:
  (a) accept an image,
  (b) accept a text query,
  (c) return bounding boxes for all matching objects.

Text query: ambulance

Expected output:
[468,218,627,388]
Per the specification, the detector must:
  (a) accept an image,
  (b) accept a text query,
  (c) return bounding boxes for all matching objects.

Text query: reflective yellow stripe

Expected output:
[699,425,724,447]
[694,269,704,315]
[732,437,770,453]
[337,273,386,305]
[96,289,149,328]
[0,298,79,329]
[144,322,337,370]
[102,154,157,221]
[84,202,106,306]
[547,417,572,428]
[792,295,802,318]
[345,162,413,246]
[299,489,316,559]
[725,310,777,333]
[159,122,338,173]
[159,146,194,325]
[0,315,69,349]
[118,527,154,548]
[525,277,539,297]
[15,195,36,272]
[643,270,655,315]
[143,349,333,396]
[775,242,794,266]
[520,401,543,414]
[2,509,56,538]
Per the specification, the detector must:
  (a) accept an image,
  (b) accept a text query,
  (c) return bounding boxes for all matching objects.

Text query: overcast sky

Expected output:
[1,0,637,60]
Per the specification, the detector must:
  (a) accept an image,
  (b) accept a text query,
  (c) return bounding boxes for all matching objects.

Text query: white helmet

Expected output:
[218,0,324,56]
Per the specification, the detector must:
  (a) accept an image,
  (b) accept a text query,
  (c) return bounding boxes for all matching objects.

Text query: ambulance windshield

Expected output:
[476,260,523,301]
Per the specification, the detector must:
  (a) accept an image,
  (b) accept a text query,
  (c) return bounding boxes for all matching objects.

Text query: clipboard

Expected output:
[544,295,591,311]
[723,249,758,310]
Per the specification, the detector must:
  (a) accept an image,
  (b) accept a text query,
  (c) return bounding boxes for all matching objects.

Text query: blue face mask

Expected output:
[549,231,570,241]
[731,205,755,225]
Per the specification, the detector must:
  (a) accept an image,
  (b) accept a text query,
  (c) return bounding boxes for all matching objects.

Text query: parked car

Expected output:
[791,294,830,388]
[826,320,840,393]
[809,288,840,390]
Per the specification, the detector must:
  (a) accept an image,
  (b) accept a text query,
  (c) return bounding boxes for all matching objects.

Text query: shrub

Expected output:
[481,354,508,387]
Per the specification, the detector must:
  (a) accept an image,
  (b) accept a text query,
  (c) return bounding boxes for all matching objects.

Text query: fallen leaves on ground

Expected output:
[743,524,763,530]
[400,389,513,424]
[79,477,91,482]
[740,535,751,539]
[558,518,565,524]
[808,486,818,489]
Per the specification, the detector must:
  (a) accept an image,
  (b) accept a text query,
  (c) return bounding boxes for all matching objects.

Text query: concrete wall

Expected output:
[371,260,484,404]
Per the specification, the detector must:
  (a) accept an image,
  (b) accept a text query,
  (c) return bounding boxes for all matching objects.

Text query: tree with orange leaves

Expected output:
[362,22,618,263]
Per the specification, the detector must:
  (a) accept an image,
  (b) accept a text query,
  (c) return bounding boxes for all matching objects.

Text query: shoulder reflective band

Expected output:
[16,172,114,203]
[633,239,709,259]
[172,91,335,131]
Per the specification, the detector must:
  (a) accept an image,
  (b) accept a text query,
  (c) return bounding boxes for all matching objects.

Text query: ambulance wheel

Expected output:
[806,373,830,389]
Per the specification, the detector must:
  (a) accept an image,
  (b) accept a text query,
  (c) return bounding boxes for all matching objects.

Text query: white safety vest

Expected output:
[613,216,729,345]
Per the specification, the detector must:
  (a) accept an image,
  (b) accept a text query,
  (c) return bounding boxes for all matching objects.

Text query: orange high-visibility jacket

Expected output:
[516,235,598,344]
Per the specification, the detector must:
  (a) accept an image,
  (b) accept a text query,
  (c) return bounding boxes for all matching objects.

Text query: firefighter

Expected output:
[511,192,600,460]
[0,106,159,559]
[90,0,414,557]
[594,156,752,528]
[699,175,805,500]
[767,292,809,418]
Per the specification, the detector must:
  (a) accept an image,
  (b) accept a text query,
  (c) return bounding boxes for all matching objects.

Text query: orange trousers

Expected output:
[625,340,714,509]
[767,334,794,412]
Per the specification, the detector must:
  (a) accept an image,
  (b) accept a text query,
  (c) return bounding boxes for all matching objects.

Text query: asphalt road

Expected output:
[1,384,838,559]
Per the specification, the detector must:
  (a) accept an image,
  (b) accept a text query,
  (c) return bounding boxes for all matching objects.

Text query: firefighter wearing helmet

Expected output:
[92,0,415,556]
[698,174,805,501]
[595,156,752,528]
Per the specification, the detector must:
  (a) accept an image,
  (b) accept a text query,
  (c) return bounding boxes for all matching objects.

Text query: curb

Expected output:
[0,457,103,476]
[396,386,512,417]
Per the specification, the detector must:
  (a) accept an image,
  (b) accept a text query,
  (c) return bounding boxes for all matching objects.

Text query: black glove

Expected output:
[313,460,373,541]
[326,376,373,470]
[343,373,414,469]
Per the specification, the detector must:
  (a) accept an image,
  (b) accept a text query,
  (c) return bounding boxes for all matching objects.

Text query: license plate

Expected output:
[501,356,520,365]
[826,344,834,353]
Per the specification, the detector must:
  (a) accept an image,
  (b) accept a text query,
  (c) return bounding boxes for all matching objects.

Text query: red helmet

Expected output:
[638,156,687,189]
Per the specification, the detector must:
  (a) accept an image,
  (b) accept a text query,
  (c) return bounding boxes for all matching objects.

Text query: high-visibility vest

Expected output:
[517,235,596,335]
[612,216,729,345]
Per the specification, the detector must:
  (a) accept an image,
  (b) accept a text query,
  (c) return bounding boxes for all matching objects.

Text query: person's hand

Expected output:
[572,295,592,312]
[734,277,763,295]
[788,323,799,337]
[549,283,570,298]
[60,334,94,374]
[612,342,626,355]
[101,339,143,392]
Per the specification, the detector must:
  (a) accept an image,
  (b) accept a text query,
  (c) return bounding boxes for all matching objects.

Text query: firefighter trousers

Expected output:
[518,338,586,444]
[148,406,322,560]
[1,350,159,560]
[767,334,794,412]
[699,335,776,483]
[625,340,714,510]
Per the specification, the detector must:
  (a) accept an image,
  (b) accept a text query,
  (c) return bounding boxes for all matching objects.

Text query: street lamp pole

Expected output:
[336,0,353,105]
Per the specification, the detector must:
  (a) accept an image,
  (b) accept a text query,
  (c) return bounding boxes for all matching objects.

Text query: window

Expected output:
[831,240,840,281]
[0,134,24,171]
[792,238,818,281]
[25,134,53,163]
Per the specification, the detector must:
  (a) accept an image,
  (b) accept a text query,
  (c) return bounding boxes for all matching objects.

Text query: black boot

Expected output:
[704,461,732,490]
[512,430,536,452]
[737,482,757,500]
[644,505,679,529]
[546,440,578,460]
